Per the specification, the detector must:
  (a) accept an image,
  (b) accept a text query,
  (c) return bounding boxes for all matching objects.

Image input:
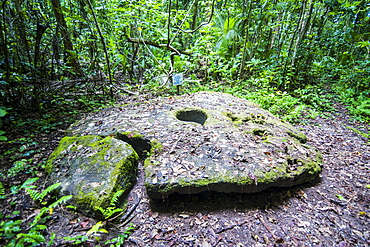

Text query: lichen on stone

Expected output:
[46,135,139,216]
[63,91,323,200]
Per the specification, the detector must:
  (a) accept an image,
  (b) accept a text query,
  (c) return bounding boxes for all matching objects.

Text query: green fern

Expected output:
[95,190,125,219]
[16,232,45,246]
[32,195,73,226]
[20,177,39,189]
[49,195,73,208]
[0,182,5,199]
[26,182,61,203]
[109,190,124,206]
[95,206,124,220]
[9,177,39,195]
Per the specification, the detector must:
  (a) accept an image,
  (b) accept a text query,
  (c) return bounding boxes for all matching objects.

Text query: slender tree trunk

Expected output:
[86,0,113,97]
[249,1,268,60]
[0,0,10,105]
[34,23,48,68]
[280,1,306,87]
[51,0,83,77]
[276,9,290,61]
[14,0,32,70]
[167,0,172,47]
[191,0,198,30]
[291,0,313,66]
[270,12,281,51]
[286,2,305,66]
[238,0,253,78]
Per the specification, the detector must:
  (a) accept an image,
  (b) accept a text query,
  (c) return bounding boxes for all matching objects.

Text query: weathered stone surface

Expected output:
[46,135,138,214]
[67,92,322,199]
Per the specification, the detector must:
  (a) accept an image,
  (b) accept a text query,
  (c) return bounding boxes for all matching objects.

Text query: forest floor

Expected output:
[1,93,369,246]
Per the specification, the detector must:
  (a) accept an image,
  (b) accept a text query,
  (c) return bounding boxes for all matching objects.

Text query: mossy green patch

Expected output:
[45,135,103,173]
[47,135,139,216]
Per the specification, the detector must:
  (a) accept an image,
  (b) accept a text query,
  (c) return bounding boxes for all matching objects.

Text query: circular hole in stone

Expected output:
[176,109,208,125]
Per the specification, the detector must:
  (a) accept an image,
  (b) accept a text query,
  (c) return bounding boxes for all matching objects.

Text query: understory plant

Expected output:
[0,178,72,246]
[95,189,126,220]
[61,189,133,246]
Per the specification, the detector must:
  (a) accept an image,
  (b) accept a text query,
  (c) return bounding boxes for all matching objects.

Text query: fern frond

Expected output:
[26,182,61,202]
[0,182,5,199]
[20,177,39,189]
[110,190,124,206]
[49,195,73,208]
[31,195,73,226]
[95,205,124,219]
[0,182,4,195]
[95,206,105,215]
[32,207,48,226]
[38,182,61,201]
[16,232,46,245]
[104,207,124,219]
[26,188,41,201]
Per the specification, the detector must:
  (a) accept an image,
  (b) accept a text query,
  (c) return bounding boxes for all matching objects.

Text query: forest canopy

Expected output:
[0,0,369,121]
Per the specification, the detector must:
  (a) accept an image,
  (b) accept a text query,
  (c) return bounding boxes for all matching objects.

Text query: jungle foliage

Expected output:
[0,1,369,245]
[0,0,369,122]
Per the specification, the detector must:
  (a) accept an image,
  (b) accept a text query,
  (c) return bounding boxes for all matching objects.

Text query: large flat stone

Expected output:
[67,92,322,199]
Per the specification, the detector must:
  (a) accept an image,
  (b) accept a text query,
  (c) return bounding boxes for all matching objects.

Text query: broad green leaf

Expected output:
[335,194,346,201]
[0,109,6,117]
[98,228,109,233]
[20,177,39,189]
[87,221,105,236]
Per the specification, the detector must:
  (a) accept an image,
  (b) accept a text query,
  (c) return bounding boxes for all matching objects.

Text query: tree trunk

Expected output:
[238,0,253,78]
[86,0,113,97]
[291,0,313,67]
[191,0,198,30]
[51,0,83,77]
[34,23,48,68]
[14,0,32,70]
[0,0,10,106]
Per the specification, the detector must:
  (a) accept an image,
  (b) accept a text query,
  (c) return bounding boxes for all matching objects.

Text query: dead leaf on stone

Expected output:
[318,227,333,236]
[178,213,190,219]
[200,241,212,247]
[297,220,310,227]
[80,220,90,228]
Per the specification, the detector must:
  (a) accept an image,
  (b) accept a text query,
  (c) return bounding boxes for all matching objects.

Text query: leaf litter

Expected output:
[122,100,369,246]
[0,95,368,246]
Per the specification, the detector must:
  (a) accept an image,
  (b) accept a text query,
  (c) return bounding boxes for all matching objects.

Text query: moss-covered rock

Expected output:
[46,135,138,216]
[66,92,322,199]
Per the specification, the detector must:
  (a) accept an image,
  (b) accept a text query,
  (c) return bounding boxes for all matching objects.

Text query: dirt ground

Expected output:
[119,102,370,246]
[1,96,369,246]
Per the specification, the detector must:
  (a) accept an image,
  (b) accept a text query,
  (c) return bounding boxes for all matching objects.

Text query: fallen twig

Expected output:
[117,197,141,228]
[215,219,249,234]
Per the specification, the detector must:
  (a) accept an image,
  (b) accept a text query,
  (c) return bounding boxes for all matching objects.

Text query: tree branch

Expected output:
[126,37,192,56]
[175,0,216,34]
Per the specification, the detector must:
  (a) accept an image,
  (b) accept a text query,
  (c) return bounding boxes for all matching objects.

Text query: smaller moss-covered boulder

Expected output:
[46,135,139,216]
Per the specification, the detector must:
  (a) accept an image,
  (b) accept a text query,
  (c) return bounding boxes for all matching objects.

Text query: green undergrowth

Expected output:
[1,90,117,178]
[0,89,132,246]
[0,177,134,246]
[333,86,370,123]
[141,79,336,124]
[320,60,370,124]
